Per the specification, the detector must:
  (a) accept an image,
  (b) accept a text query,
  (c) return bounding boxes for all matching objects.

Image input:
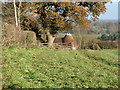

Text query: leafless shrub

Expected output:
[1,23,38,47]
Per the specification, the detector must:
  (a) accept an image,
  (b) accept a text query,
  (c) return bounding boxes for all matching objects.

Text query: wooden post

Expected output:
[71,42,76,50]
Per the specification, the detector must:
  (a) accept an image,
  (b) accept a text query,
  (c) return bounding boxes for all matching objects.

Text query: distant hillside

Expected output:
[99,20,118,23]
[88,20,119,34]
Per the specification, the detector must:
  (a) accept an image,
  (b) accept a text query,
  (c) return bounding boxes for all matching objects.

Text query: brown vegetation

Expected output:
[1,23,37,46]
[81,40,118,50]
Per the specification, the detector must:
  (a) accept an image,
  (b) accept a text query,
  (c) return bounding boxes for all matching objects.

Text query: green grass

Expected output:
[2,46,119,88]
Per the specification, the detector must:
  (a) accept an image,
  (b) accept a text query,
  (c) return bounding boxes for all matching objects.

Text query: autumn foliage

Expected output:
[2,1,110,43]
[32,1,108,35]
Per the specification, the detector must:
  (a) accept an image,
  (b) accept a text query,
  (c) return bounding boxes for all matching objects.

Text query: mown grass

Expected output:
[2,46,119,88]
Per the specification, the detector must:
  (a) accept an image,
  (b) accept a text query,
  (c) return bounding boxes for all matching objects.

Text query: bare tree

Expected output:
[18,0,22,27]
[13,0,18,27]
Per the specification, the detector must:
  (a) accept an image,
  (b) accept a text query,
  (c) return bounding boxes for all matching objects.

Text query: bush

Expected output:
[98,33,118,41]
[1,23,38,46]
[97,40,118,49]
[25,31,37,46]
[80,40,118,50]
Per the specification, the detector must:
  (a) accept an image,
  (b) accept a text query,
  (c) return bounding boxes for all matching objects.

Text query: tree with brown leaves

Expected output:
[2,1,111,47]
[30,1,110,47]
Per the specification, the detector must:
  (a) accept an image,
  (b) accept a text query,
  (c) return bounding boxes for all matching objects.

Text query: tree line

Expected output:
[2,1,111,47]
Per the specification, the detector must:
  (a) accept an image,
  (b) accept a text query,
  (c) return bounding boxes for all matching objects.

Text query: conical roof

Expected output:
[63,34,74,43]
[54,38,63,43]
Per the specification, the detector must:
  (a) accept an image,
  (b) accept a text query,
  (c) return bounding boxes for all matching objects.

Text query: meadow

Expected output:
[2,46,119,88]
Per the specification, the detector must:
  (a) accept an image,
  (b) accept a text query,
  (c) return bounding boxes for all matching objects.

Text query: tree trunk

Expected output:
[79,32,82,49]
[47,32,55,48]
[18,0,22,27]
[13,0,18,27]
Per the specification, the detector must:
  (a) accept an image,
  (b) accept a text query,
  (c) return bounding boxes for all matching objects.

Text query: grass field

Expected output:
[2,46,119,88]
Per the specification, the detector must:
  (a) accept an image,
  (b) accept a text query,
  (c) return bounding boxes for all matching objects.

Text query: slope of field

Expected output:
[2,46,119,88]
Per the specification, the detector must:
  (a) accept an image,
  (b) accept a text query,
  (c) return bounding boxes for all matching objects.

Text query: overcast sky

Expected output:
[113,0,120,2]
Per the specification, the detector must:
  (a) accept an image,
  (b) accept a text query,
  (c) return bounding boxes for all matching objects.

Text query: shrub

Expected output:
[25,31,37,46]
[80,40,118,50]
[1,23,38,46]
[97,40,118,49]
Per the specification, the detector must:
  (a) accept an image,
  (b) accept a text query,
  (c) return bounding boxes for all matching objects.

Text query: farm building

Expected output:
[54,33,78,49]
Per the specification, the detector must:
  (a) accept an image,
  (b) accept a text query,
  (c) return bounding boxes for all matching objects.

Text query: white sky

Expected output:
[113,0,120,2]
[1,0,120,2]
